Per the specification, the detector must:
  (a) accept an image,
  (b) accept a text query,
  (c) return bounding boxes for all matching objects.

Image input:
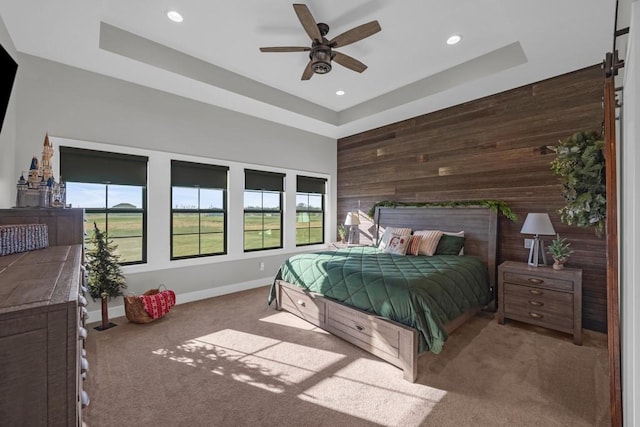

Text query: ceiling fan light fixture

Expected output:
[310,45,332,74]
[446,34,462,45]
[167,10,183,23]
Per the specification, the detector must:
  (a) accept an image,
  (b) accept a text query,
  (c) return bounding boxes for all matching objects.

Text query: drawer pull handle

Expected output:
[528,289,543,296]
[528,300,544,307]
[529,312,544,319]
[81,390,90,408]
[355,324,365,331]
[528,278,544,284]
[81,357,89,373]
[297,300,306,307]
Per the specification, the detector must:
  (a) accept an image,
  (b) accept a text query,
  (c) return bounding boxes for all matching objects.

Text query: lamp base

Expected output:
[347,225,359,244]
[527,236,547,267]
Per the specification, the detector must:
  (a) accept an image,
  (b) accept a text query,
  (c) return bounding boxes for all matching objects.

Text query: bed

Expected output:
[269,206,498,382]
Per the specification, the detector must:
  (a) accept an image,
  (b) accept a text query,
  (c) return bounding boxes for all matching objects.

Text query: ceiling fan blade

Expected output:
[333,51,367,73]
[293,4,322,41]
[301,61,314,80]
[260,46,311,53]
[329,21,381,48]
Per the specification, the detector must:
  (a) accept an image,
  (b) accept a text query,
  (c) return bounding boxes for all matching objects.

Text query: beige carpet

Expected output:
[84,286,609,427]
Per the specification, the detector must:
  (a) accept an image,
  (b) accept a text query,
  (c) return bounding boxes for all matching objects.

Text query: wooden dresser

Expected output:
[0,209,88,426]
[497,261,582,345]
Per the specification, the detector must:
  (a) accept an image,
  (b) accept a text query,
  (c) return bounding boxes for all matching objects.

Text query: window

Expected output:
[244,169,284,251]
[171,160,228,259]
[296,176,326,246]
[60,147,147,264]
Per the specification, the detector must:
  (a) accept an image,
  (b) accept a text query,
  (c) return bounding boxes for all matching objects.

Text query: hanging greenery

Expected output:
[548,130,606,236]
[367,200,517,221]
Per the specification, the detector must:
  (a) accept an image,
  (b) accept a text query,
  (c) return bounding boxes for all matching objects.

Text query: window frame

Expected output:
[170,160,229,260]
[60,147,148,266]
[243,169,285,252]
[295,175,327,247]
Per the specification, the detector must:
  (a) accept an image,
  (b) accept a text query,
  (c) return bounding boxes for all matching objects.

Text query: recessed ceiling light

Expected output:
[446,34,462,45]
[336,90,345,96]
[167,10,183,23]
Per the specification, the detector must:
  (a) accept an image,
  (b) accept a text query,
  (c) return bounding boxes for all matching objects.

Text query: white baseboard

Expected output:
[87,277,273,323]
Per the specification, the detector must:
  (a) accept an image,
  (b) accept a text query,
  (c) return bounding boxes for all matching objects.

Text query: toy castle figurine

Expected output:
[15,134,66,208]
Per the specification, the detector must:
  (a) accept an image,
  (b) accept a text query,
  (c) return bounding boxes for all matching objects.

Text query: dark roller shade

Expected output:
[171,160,228,188]
[297,176,326,194]
[60,146,147,186]
[245,169,285,192]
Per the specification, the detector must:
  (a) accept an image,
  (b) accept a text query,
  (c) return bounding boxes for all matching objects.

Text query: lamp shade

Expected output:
[344,211,360,226]
[520,213,556,236]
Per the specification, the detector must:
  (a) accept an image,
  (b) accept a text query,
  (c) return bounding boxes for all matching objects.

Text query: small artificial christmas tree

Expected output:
[86,222,127,330]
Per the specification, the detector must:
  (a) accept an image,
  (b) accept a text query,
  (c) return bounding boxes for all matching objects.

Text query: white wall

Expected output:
[8,53,337,316]
[621,1,640,425]
[0,17,18,207]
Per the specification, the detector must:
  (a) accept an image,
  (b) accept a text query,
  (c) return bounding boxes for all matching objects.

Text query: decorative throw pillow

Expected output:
[412,230,444,256]
[442,230,465,254]
[382,233,411,255]
[377,227,412,250]
[435,234,465,255]
[407,235,422,256]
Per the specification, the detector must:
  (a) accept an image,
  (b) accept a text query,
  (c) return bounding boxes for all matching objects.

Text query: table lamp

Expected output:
[344,211,360,244]
[520,213,556,267]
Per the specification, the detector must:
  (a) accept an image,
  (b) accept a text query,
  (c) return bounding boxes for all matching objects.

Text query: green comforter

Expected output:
[269,246,491,353]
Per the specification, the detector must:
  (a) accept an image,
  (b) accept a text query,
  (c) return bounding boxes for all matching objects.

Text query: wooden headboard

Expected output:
[374,206,498,292]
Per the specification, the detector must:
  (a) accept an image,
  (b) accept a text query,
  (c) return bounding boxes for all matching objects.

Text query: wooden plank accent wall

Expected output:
[337,65,607,332]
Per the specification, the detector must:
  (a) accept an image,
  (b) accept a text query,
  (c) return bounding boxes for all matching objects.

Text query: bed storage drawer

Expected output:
[276,281,326,326]
[325,300,400,358]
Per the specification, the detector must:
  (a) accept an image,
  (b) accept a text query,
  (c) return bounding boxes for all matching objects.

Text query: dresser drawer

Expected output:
[503,283,573,305]
[278,283,326,326]
[504,301,573,330]
[503,271,573,292]
[326,301,400,358]
[503,290,573,318]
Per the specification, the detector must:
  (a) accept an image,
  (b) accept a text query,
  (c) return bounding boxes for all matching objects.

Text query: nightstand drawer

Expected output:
[503,290,573,318]
[503,283,573,305]
[504,302,573,330]
[503,271,573,292]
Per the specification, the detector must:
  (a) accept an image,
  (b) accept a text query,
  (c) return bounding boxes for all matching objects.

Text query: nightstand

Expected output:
[498,261,582,345]
[327,242,370,250]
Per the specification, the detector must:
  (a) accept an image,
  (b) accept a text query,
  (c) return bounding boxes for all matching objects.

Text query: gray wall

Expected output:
[622,1,640,424]
[7,53,337,315]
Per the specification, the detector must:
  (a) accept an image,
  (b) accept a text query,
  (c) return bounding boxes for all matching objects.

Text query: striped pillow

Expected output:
[412,230,444,256]
[407,235,422,256]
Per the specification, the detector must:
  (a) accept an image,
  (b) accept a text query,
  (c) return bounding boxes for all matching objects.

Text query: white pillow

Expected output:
[412,230,444,256]
[377,227,411,250]
[382,233,411,255]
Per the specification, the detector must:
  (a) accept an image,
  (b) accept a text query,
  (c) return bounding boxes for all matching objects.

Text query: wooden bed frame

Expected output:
[274,206,498,382]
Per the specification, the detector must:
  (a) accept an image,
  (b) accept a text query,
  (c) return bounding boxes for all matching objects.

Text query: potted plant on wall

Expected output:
[86,222,127,330]
[547,234,574,270]
[549,130,606,236]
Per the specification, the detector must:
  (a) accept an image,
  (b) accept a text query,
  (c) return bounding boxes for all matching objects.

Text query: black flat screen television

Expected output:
[0,42,18,135]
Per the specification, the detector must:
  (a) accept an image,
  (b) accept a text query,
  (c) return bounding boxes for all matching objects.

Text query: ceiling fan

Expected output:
[259,4,381,80]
